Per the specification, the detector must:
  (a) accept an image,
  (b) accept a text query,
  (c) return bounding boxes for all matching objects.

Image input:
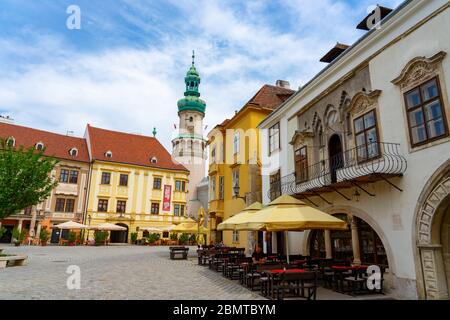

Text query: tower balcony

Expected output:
[268,142,407,204]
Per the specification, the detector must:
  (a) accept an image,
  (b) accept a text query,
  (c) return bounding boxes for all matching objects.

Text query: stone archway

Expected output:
[414,160,450,300]
[110,223,129,244]
[303,206,396,272]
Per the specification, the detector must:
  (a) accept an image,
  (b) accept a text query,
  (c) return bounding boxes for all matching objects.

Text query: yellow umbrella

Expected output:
[217,202,264,231]
[239,195,347,264]
[172,222,209,234]
[241,195,348,232]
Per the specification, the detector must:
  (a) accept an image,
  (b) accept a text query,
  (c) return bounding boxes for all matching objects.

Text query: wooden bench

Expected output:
[169,247,189,260]
[0,255,28,268]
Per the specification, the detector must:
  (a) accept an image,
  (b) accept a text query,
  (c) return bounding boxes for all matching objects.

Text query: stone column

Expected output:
[247,231,256,257]
[17,219,23,232]
[36,222,42,244]
[351,216,361,265]
[324,230,333,259]
[30,210,37,236]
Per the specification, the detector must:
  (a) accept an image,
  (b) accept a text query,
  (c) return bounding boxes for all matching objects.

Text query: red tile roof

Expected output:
[0,122,90,163]
[247,84,295,110]
[86,125,188,172]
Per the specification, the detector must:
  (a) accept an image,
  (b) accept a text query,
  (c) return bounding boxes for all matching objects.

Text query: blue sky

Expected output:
[0,0,404,149]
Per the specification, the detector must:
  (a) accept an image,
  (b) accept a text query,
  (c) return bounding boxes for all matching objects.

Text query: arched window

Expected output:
[325,105,339,127]
[105,151,113,158]
[150,157,158,164]
[189,116,193,122]
[69,148,78,157]
[35,142,44,150]
[6,136,15,147]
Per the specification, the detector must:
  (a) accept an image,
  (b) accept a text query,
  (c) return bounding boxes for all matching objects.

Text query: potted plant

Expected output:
[39,229,50,246]
[170,233,178,245]
[189,234,197,245]
[94,231,108,246]
[68,231,77,246]
[12,228,27,246]
[179,233,189,246]
[0,226,6,240]
[148,233,160,245]
[12,228,20,246]
[130,232,138,245]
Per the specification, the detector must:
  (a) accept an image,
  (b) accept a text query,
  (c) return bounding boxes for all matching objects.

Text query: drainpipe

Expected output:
[82,162,93,241]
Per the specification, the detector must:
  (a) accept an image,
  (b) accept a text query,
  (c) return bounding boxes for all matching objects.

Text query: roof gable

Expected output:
[86,125,188,172]
[0,122,90,163]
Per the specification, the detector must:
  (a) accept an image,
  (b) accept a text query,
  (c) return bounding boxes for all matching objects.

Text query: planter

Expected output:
[40,241,47,246]
[14,242,21,247]
[68,242,76,247]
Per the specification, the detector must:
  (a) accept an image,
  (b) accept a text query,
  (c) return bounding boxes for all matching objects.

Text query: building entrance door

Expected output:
[441,207,450,291]
[110,223,128,243]
[0,225,14,243]
[328,134,343,183]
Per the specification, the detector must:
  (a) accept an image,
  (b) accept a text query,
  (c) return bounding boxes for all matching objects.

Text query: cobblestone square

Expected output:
[0,245,390,300]
[0,245,265,300]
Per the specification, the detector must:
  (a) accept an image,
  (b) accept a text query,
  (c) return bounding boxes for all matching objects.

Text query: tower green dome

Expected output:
[177,51,206,114]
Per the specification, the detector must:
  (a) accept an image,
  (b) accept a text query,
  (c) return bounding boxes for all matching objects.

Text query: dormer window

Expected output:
[105,151,113,158]
[69,148,78,157]
[150,157,158,164]
[6,136,15,147]
[35,142,44,150]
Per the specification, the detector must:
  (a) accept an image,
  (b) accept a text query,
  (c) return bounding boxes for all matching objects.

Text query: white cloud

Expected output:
[0,0,404,150]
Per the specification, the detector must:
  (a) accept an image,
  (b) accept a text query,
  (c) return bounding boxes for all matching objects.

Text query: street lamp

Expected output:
[233,183,246,202]
[86,214,92,243]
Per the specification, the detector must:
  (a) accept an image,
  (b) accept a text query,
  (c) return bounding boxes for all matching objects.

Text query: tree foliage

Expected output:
[0,138,58,219]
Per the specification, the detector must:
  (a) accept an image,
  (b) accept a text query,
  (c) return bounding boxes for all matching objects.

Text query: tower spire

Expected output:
[192,50,195,66]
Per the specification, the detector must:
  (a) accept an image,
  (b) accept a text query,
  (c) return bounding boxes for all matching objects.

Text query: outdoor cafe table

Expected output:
[331,265,368,293]
[263,269,307,298]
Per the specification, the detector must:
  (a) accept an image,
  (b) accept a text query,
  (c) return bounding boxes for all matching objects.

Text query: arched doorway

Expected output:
[309,214,388,266]
[110,223,128,243]
[441,207,450,291]
[328,134,343,183]
[415,169,450,299]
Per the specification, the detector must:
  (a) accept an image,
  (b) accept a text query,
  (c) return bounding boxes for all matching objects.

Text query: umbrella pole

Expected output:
[285,231,290,264]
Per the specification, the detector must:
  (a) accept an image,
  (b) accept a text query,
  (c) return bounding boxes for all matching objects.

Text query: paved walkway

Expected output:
[0,245,262,300]
[0,245,389,300]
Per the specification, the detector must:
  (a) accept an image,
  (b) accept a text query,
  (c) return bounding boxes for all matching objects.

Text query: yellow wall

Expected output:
[87,161,192,241]
[208,107,269,252]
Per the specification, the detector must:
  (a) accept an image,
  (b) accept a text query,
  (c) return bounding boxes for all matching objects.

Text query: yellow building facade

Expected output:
[85,125,193,243]
[207,84,295,253]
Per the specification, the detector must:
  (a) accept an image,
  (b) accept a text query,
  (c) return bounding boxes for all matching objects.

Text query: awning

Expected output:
[217,202,263,231]
[238,195,348,232]
[52,221,89,230]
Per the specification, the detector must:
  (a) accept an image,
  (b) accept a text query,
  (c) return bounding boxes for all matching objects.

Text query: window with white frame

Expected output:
[269,122,280,154]
[219,176,224,200]
[232,230,239,243]
[233,131,240,154]
[211,146,216,164]
[232,169,239,195]
[210,176,216,200]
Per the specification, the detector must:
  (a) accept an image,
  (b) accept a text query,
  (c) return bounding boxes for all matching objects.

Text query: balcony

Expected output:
[208,163,220,175]
[209,199,224,215]
[269,142,407,204]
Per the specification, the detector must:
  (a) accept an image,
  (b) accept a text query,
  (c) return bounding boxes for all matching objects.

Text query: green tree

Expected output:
[0,138,58,219]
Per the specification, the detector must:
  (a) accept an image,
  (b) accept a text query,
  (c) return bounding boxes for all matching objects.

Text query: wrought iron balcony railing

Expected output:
[268,142,407,201]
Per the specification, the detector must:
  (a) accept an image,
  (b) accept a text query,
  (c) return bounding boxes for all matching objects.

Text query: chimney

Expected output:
[276,80,290,89]
[0,115,14,124]
[66,130,74,136]
[356,5,393,31]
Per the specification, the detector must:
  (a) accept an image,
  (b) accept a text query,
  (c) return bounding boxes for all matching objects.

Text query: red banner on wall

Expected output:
[163,185,172,212]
